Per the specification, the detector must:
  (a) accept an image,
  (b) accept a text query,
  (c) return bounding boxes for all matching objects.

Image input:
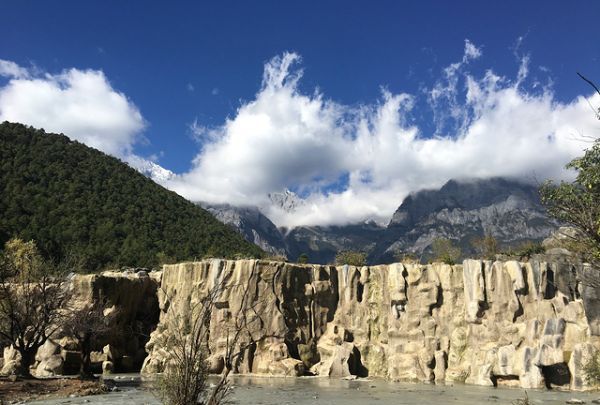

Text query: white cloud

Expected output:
[165,47,598,228]
[0,62,145,157]
[0,59,29,79]
[463,39,482,62]
[1,48,596,230]
[428,39,484,135]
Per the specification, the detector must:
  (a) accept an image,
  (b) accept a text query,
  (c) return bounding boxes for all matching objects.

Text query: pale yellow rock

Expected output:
[569,342,597,391]
[102,360,114,374]
[0,346,21,376]
[34,354,63,377]
[434,350,446,382]
[463,260,485,323]
[52,257,593,392]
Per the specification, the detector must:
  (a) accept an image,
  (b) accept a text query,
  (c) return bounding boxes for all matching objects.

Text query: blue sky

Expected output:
[1,1,599,226]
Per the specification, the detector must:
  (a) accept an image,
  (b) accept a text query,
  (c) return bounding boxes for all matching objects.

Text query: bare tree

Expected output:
[470,234,498,260]
[0,238,71,377]
[61,301,113,379]
[577,72,600,122]
[156,272,276,405]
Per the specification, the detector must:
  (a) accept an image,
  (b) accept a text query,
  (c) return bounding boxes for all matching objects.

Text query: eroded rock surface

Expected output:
[142,259,600,391]
[0,270,160,377]
[2,258,598,391]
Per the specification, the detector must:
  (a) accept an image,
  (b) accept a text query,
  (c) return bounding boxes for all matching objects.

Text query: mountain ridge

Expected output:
[198,177,558,264]
[0,122,264,270]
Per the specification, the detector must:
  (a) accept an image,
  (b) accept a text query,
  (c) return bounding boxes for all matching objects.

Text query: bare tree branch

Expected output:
[578,72,600,97]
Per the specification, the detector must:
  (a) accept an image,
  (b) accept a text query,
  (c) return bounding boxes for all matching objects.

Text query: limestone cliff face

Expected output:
[1,270,160,377]
[142,258,600,391]
[4,259,598,391]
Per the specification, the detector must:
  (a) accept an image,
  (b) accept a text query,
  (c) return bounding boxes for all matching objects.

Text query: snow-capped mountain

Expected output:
[126,155,175,183]
[208,178,559,264]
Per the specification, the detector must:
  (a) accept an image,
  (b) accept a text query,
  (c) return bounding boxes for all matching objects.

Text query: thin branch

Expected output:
[578,72,600,97]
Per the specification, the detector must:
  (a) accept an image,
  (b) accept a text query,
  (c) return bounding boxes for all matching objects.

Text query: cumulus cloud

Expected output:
[166,46,598,228]
[0,61,145,157]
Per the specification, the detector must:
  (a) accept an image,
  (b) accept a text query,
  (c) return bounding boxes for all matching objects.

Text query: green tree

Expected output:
[431,237,461,265]
[297,253,309,264]
[334,250,367,267]
[540,139,600,270]
[0,122,264,271]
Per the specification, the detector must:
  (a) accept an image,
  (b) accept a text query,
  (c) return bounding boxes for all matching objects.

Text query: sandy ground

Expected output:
[0,377,106,404]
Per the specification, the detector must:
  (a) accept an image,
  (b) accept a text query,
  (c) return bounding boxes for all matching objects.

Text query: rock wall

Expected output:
[142,258,600,391]
[2,258,598,391]
[0,270,160,376]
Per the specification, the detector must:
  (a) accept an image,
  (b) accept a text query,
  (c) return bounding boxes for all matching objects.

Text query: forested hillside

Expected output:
[0,122,263,270]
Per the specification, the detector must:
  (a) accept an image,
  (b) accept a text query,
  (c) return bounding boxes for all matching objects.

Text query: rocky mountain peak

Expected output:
[388,177,541,228]
[126,155,175,183]
[268,189,305,213]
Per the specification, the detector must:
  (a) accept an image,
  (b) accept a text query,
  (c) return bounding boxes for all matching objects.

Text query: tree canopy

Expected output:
[0,122,264,271]
[540,139,600,267]
[334,250,367,267]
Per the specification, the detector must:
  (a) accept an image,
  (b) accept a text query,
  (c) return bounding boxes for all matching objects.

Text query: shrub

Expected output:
[512,391,531,405]
[506,241,546,259]
[334,250,367,267]
[470,234,498,260]
[297,253,309,264]
[431,238,461,265]
[583,350,600,385]
[393,251,420,264]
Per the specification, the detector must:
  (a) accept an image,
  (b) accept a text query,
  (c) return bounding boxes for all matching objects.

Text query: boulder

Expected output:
[34,354,63,377]
[102,360,114,374]
[0,346,21,376]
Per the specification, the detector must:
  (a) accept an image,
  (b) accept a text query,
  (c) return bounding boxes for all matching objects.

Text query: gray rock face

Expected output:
[371,177,558,263]
[283,221,385,264]
[203,178,559,265]
[201,203,288,257]
[268,189,305,213]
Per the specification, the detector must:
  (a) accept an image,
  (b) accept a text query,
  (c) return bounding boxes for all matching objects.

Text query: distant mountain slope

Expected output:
[371,178,558,263]
[0,122,263,270]
[283,222,385,264]
[201,203,287,257]
[203,178,558,265]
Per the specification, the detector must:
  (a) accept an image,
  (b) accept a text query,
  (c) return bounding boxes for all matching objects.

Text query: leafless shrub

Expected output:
[512,391,531,405]
[0,238,72,377]
[61,299,115,378]
[156,269,277,405]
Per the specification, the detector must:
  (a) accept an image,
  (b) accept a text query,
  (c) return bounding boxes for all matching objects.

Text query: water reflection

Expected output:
[226,375,599,405]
